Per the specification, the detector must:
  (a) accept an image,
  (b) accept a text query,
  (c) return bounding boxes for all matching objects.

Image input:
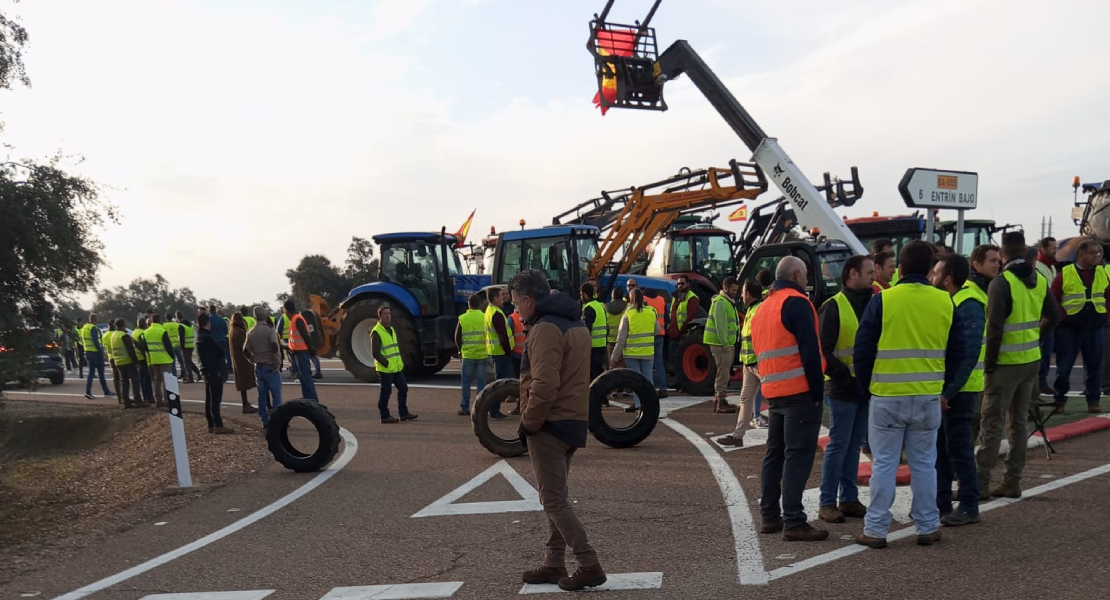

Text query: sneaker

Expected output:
[213,426,233,434]
[522,565,567,585]
[557,564,607,591]
[381,416,399,424]
[242,404,255,414]
[104,391,117,398]
[716,434,743,447]
[939,503,953,517]
[783,523,829,542]
[941,509,980,527]
[657,389,668,399]
[1088,404,1102,414]
[400,413,419,421]
[756,416,769,428]
[759,519,784,534]
[837,501,867,519]
[489,412,509,420]
[84,393,95,399]
[916,530,942,546]
[855,532,887,549]
[458,409,470,416]
[990,484,1021,499]
[313,372,323,380]
[624,405,639,413]
[819,505,845,524]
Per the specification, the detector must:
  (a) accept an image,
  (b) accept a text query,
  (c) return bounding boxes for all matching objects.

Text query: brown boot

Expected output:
[1089,404,1103,414]
[819,505,845,523]
[990,484,1021,499]
[522,565,567,585]
[714,397,737,414]
[916,530,942,546]
[838,500,867,519]
[558,564,607,591]
[855,532,887,549]
[716,434,743,447]
[759,519,784,534]
[242,403,255,414]
[783,523,829,542]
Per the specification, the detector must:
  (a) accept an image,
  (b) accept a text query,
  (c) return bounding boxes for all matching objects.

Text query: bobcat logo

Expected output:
[773,163,784,177]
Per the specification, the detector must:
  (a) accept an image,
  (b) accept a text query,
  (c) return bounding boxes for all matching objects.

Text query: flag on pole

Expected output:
[454,209,476,248]
[727,205,748,222]
[592,28,637,115]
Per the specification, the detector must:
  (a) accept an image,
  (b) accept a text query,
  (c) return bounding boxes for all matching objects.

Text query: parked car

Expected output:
[0,329,66,386]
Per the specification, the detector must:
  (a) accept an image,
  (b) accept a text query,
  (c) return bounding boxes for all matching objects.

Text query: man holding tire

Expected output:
[511,269,606,592]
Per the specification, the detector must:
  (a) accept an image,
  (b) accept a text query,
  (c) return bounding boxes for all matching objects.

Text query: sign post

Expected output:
[898,168,979,254]
[164,372,193,488]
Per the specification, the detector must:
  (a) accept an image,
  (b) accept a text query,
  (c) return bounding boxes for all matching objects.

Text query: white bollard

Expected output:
[163,372,193,488]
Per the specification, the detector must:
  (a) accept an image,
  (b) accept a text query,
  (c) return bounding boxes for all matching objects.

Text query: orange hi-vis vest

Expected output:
[510,311,526,356]
[751,285,825,399]
[288,313,309,351]
[644,295,665,335]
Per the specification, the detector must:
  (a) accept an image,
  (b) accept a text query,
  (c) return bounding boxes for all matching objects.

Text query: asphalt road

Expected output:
[3,371,1109,600]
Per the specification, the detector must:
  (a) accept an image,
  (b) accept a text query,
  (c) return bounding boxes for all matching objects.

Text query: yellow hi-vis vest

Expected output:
[675,290,697,331]
[953,280,987,392]
[102,330,117,362]
[143,323,174,366]
[183,325,195,349]
[584,300,607,348]
[605,304,623,344]
[822,292,858,380]
[164,321,182,349]
[1060,263,1108,316]
[111,330,134,366]
[132,328,147,362]
[624,306,657,358]
[703,293,738,346]
[739,301,761,366]
[870,282,953,396]
[80,323,98,353]
[281,314,291,340]
[998,270,1047,365]
[484,305,514,356]
[458,309,488,361]
[372,322,404,373]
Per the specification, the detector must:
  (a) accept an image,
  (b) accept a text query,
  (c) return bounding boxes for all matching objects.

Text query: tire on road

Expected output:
[48,372,64,386]
[266,399,341,472]
[675,329,715,396]
[472,378,525,458]
[588,368,659,448]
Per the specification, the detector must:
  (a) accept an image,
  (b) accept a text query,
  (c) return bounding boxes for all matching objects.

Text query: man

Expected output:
[751,256,828,542]
[132,317,154,403]
[239,305,256,330]
[512,269,606,591]
[1036,237,1058,282]
[854,240,970,548]
[196,314,231,434]
[978,231,1061,499]
[642,288,668,398]
[164,313,183,377]
[1051,237,1107,414]
[717,278,765,446]
[580,283,608,383]
[207,304,232,371]
[704,276,741,414]
[1032,238,1059,395]
[140,314,176,408]
[74,318,87,378]
[485,286,515,419]
[110,318,142,408]
[81,314,115,400]
[510,306,526,378]
[275,307,291,373]
[585,277,601,301]
[283,299,319,402]
[455,294,488,416]
[372,305,417,423]
[872,251,895,293]
[870,238,893,257]
[930,254,985,527]
[180,317,201,383]
[669,275,700,359]
[604,288,628,370]
[243,307,282,428]
[816,255,874,524]
[104,320,122,403]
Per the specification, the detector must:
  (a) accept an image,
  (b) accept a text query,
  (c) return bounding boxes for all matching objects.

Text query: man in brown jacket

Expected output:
[511,269,606,592]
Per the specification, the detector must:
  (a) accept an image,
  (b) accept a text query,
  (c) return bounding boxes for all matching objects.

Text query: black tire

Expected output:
[48,372,64,385]
[675,329,715,396]
[339,298,437,382]
[472,378,525,458]
[588,368,659,448]
[266,399,341,472]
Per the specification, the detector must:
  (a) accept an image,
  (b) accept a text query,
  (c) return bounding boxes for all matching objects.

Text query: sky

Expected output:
[4,0,1109,307]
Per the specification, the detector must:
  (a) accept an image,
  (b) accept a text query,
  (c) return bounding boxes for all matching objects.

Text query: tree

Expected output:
[92,274,199,324]
[343,236,379,286]
[285,255,350,309]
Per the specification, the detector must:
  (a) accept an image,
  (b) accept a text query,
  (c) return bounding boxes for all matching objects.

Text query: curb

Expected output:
[816,413,1110,485]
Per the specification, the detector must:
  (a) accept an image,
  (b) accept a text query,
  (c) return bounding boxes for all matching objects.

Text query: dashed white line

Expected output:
[138,592,275,600]
[320,582,464,599]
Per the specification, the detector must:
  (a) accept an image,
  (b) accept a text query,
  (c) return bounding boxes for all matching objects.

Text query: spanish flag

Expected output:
[454,209,476,248]
[727,205,748,222]
[592,28,637,115]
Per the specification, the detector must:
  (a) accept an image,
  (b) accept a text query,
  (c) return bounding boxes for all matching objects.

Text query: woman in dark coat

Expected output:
[229,313,256,414]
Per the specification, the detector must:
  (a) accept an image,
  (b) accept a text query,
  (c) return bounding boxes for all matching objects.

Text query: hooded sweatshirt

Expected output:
[985,258,1062,370]
[519,292,590,447]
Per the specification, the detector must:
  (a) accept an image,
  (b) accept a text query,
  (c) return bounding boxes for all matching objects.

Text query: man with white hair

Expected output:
[751,255,829,542]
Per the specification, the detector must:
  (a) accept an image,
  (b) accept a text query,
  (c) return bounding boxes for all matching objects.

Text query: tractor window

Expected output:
[819,251,850,297]
[695,235,734,285]
[496,236,572,293]
[380,241,441,314]
[669,239,695,273]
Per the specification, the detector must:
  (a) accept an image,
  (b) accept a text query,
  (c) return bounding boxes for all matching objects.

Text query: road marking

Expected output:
[766,460,1110,581]
[411,460,541,518]
[659,417,767,585]
[138,592,274,600]
[49,428,359,600]
[518,572,663,594]
[801,484,914,524]
[708,426,831,453]
[320,582,464,599]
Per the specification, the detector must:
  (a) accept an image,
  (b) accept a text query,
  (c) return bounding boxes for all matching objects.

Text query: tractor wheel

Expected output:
[266,399,341,473]
[675,330,715,396]
[588,368,659,448]
[338,300,382,383]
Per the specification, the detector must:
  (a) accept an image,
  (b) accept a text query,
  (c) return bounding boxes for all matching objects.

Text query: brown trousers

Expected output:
[976,361,1038,489]
[149,363,171,405]
[731,365,760,437]
[117,363,141,405]
[711,345,735,400]
[528,430,599,569]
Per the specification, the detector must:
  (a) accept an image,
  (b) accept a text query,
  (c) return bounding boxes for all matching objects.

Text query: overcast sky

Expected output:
[5,0,1108,307]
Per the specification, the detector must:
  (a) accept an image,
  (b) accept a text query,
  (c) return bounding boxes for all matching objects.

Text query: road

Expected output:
[2,366,1109,600]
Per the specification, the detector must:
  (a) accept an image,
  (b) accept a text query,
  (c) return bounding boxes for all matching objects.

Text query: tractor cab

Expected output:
[373,232,463,316]
[645,225,735,307]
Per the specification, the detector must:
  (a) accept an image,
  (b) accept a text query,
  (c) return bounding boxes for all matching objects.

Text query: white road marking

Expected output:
[660,417,768,585]
[411,460,541,518]
[766,461,1110,581]
[801,484,915,525]
[518,572,663,594]
[320,582,464,599]
[49,428,359,600]
[138,592,274,600]
[708,426,831,453]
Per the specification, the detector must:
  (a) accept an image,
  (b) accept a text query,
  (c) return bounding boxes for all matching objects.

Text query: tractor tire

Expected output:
[588,368,659,448]
[339,300,382,383]
[675,330,715,397]
[266,399,341,473]
[48,372,64,386]
[472,378,526,458]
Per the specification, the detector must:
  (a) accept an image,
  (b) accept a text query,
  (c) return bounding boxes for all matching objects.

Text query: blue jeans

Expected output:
[1038,330,1054,389]
[255,364,283,426]
[936,391,979,517]
[761,395,823,529]
[461,357,488,411]
[652,337,666,390]
[169,348,180,377]
[291,352,318,401]
[865,395,942,537]
[311,354,322,375]
[222,341,232,370]
[624,357,653,408]
[138,362,154,401]
[378,371,410,419]
[490,354,514,415]
[819,397,869,507]
[1053,326,1104,405]
[755,388,763,418]
[85,352,111,395]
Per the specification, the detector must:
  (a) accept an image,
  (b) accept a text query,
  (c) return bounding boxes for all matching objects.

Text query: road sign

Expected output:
[898,168,978,210]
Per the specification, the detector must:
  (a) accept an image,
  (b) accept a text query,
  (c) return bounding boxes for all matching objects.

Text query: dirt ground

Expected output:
[0,399,271,585]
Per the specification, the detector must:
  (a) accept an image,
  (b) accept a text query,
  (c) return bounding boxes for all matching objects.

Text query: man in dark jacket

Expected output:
[1049,237,1107,413]
[816,255,873,524]
[196,314,231,434]
[112,318,143,408]
[512,269,606,592]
